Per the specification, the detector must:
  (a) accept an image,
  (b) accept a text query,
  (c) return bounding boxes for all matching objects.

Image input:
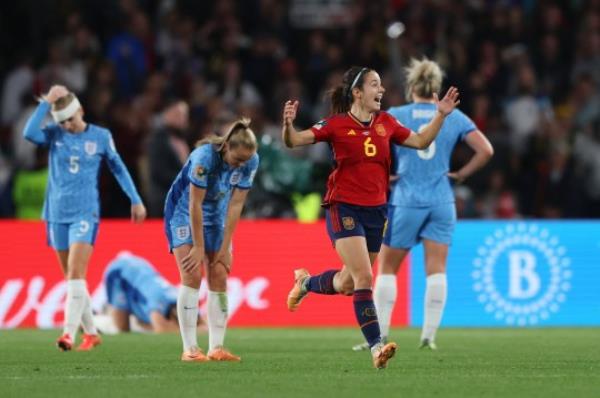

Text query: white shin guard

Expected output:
[374,274,397,338]
[421,273,447,342]
[177,285,200,352]
[207,291,228,351]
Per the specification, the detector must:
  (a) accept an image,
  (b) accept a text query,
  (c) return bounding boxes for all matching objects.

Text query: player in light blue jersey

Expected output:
[165,117,259,362]
[101,252,182,333]
[23,85,147,351]
[352,58,493,351]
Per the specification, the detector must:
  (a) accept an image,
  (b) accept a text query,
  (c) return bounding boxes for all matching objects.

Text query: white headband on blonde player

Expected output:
[51,97,81,123]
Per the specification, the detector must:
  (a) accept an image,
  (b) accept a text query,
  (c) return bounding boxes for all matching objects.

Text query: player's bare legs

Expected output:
[333,252,378,295]
[55,250,69,275]
[174,245,207,362]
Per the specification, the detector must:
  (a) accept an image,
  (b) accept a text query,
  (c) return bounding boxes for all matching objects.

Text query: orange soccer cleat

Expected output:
[207,347,241,362]
[372,341,398,369]
[286,268,310,312]
[56,333,73,351]
[76,334,102,351]
[181,349,209,362]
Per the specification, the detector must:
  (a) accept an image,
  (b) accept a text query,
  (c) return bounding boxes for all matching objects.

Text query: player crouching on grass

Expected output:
[94,251,206,335]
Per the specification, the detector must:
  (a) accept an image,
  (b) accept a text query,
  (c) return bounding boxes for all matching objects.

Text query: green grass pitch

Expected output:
[1,328,599,398]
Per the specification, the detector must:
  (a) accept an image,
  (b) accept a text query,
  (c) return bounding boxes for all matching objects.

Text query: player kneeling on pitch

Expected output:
[95,251,205,335]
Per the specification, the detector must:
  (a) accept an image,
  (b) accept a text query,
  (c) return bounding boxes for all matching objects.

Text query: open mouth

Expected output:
[374,96,382,105]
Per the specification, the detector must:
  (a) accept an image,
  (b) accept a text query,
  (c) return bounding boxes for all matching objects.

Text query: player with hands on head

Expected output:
[23,84,146,351]
[282,65,459,368]
[164,118,259,362]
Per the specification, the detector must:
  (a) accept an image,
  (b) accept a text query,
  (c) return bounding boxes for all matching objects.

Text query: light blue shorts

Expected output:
[166,223,224,253]
[383,203,456,249]
[46,218,99,250]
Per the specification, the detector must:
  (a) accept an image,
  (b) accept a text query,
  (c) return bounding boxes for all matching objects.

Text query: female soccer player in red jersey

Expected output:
[282,66,459,369]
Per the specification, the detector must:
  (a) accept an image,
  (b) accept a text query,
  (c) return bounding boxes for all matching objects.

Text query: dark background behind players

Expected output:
[0,0,598,219]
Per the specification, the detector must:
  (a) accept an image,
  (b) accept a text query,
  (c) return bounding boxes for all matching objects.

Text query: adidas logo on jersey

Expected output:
[347,130,357,136]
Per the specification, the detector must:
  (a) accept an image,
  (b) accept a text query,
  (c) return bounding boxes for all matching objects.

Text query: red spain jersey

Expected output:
[311,111,411,206]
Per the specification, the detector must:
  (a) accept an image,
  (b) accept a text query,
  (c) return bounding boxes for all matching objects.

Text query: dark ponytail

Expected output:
[328,66,371,114]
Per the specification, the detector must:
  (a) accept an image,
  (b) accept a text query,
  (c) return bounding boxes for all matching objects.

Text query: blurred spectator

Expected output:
[1,55,34,127]
[38,39,87,94]
[503,63,554,154]
[106,13,149,99]
[478,170,520,219]
[0,0,598,219]
[205,58,263,111]
[11,147,48,220]
[146,100,190,217]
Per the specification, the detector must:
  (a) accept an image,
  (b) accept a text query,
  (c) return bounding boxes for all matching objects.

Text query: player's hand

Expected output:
[434,86,460,116]
[182,246,205,273]
[210,250,232,274]
[282,100,299,128]
[448,171,465,184]
[44,85,69,104]
[131,203,147,223]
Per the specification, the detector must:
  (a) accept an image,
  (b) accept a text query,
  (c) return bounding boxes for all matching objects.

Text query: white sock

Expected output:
[421,273,447,342]
[374,274,397,338]
[80,296,98,335]
[207,290,228,351]
[177,285,200,352]
[64,279,88,340]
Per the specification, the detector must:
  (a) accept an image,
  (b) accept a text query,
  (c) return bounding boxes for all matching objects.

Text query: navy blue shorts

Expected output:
[325,202,387,253]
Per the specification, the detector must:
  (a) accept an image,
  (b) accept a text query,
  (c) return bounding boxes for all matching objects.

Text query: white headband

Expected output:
[350,68,368,91]
[51,97,81,123]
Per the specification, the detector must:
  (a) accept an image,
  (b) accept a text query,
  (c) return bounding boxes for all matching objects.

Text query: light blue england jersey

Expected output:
[23,102,142,223]
[105,253,177,324]
[164,143,259,227]
[387,103,476,207]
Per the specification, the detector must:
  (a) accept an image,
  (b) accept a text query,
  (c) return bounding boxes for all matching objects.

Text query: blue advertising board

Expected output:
[410,221,600,326]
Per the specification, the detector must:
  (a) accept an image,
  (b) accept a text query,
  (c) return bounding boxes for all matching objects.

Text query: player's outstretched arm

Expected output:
[282,100,316,148]
[402,86,460,149]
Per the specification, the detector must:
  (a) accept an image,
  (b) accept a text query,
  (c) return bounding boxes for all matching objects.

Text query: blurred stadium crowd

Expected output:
[0,0,599,220]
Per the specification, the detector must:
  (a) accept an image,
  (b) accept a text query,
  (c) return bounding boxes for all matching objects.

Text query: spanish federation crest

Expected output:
[375,124,386,136]
[84,141,97,155]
